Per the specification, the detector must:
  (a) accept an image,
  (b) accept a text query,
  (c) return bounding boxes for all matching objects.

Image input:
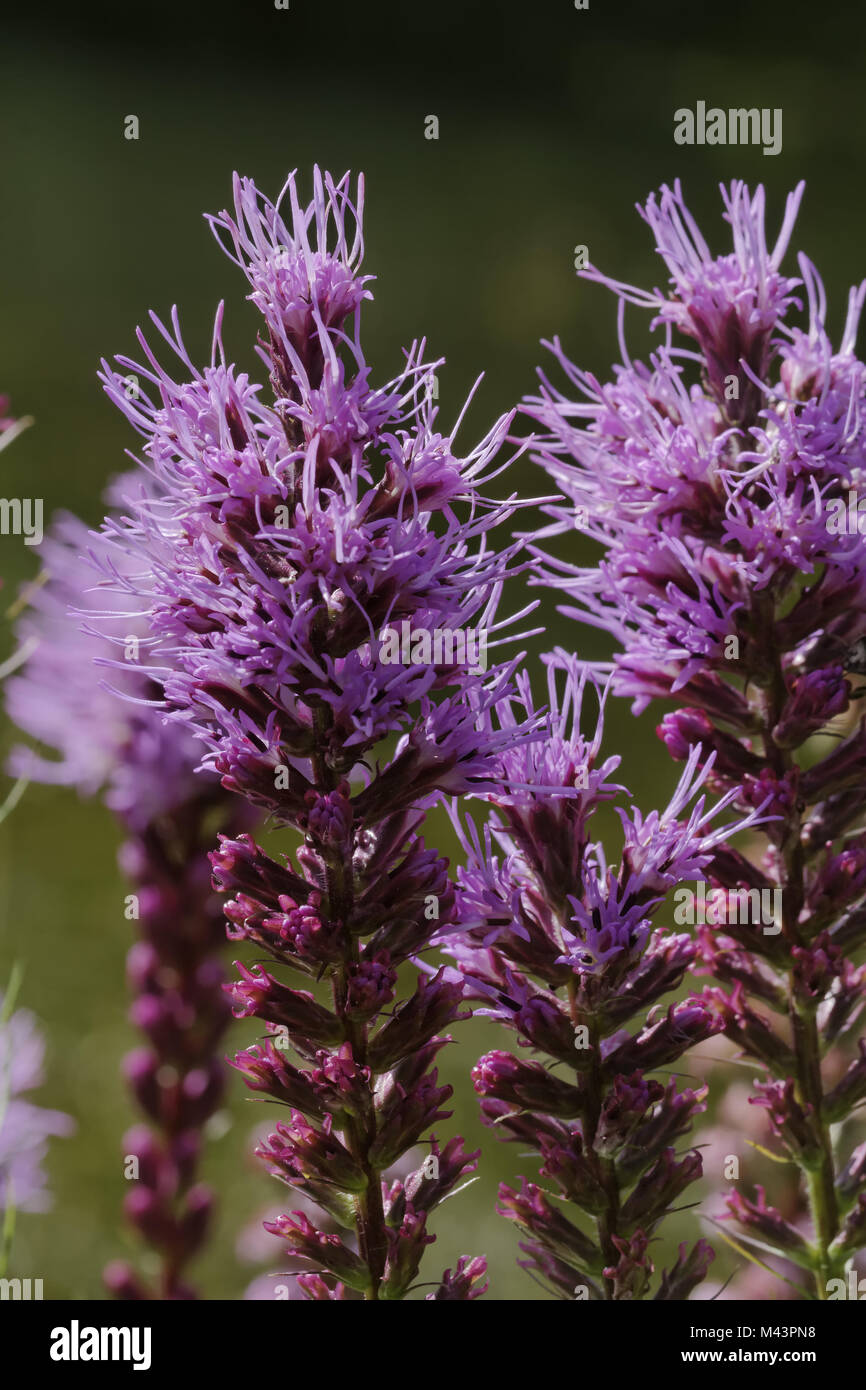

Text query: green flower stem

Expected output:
[314,706,389,1301]
[755,613,840,1298]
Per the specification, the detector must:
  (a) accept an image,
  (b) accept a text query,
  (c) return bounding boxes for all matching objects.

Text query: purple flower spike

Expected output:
[90,168,537,1299]
[527,177,866,1299]
[447,655,764,1298]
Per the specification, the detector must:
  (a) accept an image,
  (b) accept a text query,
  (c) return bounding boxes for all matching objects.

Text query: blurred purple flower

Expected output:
[7,510,204,826]
[0,997,73,1214]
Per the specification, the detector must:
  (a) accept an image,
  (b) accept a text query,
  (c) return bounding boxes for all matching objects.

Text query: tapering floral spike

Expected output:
[528,179,866,1299]
[446,654,766,1299]
[91,168,537,1299]
[7,504,249,1299]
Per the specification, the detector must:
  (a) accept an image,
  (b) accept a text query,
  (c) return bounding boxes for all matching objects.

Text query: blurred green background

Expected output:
[1,0,865,1299]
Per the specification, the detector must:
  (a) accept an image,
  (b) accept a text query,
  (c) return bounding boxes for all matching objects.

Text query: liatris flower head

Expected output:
[527,178,866,1298]
[447,653,766,1298]
[91,166,538,1299]
[606,180,805,423]
[94,172,535,810]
